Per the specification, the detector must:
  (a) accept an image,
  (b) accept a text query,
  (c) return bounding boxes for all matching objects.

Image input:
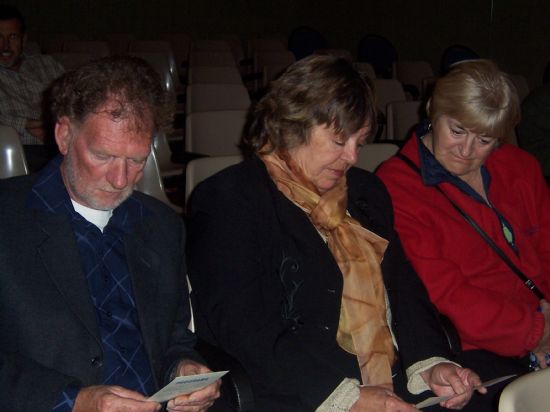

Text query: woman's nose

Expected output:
[342,142,359,165]
[460,136,475,157]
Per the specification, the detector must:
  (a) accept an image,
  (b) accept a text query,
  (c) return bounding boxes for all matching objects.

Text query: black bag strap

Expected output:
[396,153,545,300]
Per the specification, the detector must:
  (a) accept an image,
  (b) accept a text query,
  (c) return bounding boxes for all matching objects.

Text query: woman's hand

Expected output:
[533,300,550,368]
[350,385,418,412]
[421,363,486,410]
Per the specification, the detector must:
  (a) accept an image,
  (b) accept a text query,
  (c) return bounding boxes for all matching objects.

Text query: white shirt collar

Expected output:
[71,200,113,232]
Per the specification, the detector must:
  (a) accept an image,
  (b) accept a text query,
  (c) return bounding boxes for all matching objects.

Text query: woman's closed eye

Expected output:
[478,136,494,145]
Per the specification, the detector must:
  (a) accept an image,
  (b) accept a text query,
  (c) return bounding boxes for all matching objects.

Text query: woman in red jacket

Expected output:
[378,59,550,407]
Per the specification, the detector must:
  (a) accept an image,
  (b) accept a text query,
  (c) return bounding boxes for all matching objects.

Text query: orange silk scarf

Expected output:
[261,150,396,387]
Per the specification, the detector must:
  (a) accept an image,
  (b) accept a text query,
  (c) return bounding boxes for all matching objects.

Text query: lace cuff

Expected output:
[406,357,460,394]
[316,378,361,412]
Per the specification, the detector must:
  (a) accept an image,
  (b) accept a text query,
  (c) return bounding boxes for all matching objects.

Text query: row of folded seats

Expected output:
[16,32,532,211]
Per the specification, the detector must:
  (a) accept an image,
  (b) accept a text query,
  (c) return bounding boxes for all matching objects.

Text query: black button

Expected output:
[323,325,330,331]
[106,311,112,318]
[91,356,103,367]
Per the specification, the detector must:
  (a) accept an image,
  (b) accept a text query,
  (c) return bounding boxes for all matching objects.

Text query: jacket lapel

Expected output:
[37,213,100,343]
[124,221,160,350]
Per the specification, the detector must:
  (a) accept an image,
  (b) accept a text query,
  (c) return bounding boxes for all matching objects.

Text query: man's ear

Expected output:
[55,117,72,155]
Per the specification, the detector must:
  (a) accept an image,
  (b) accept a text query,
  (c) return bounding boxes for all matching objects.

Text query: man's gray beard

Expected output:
[63,156,133,211]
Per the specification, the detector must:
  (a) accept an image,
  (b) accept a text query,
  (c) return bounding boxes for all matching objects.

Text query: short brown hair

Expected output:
[242,55,376,155]
[428,59,520,141]
[0,5,25,33]
[50,55,173,133]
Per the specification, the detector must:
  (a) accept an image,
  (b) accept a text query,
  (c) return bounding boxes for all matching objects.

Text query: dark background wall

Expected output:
[9,0,550,87]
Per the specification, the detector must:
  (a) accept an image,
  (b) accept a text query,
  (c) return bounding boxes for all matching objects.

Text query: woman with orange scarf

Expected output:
[187,55,484,411]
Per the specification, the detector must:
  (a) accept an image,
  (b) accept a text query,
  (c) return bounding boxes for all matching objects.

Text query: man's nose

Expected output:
[107,159,128,190]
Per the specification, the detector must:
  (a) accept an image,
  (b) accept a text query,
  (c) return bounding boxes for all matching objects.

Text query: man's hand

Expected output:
[421,363,486,410]
[73,385,161,411]
[166,359,221,412]
[350,385,418,412]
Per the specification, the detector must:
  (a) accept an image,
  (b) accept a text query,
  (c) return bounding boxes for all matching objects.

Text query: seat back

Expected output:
[373,79,407,139]
[185,155,243,202]
[152,131,179,173]
[64,41,110,58]
[96,32,135,54]
[130,41,179,85]
[355,143,399,172]
[499,369,550,412]
[186,84,250,114]
[211,34,246,64]
[193,39,232,52]
[0,125,29,178]
[254,50,295,87]
[51,52,95,70]
[185,110,247,156]
[188,66,243,84]
[247,37,287,58]
[373,79,407,114]
[130,51,176,96]
[135,148,181,213]
[254,50,295,71]
[386,100,423,141]
[158,32,192,69]
[39,32,79,53]
[395,60,434,97]
[189,51,236,67]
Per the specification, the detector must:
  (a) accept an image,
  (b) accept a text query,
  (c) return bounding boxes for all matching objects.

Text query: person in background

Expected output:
[0,55,220,412]
[0,4,64,171]
[187,55,485,412]
[517,81,550,185]
[377,59,550,411]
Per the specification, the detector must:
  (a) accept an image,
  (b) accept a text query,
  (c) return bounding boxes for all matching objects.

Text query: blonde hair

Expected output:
[428,59,520,141]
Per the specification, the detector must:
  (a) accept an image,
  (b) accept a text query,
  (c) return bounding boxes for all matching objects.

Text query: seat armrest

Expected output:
[195,339,255,411]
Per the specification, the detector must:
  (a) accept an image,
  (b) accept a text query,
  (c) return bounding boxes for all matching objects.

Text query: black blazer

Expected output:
[0,175,199,411]
[187,156,450,411]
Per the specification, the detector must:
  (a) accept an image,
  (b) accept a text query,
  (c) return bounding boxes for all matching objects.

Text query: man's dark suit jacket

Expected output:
[0,174,199,411]
[187,156,452,411]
